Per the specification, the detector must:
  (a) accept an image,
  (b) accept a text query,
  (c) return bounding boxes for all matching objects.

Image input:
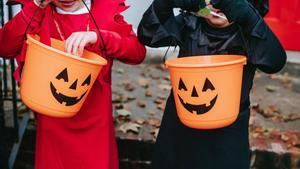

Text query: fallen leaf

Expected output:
[150,74,160,80]
[271,116,284,123]
[116,109,132,117]
[148,111,156,116]
[254,72,262,79]
[113,94,136,103]
[251,103,259,109]
[270,73,292,86]
[124,83,135,92]
[284,114,300,122]
[127,95,136,101]
[269,129,281,140]
[137,100,146,108]
[249,116,255,126]
[118,122,141,134]
[253,126,265,134]
[138,78,150,88]
[255,105,281,119]
[265,85,278,92]
[281,133,290,142]
[154,99,163,104]
[250,126,269,139]
[135,118,145,125]
[157,102,166,110]
[126,132,139,140]
[158,84,172,91]
[145,90,153,97]
[140,72,147,77]
[117,68,124,74]
[114,103,124,110]
[112,95,123,103]
[158,94,167,100]
[251,133,261,139]
[147,118,161,127]
[280,133,299,147]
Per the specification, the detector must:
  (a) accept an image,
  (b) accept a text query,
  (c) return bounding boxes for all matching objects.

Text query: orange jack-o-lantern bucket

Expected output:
[165,55,247,129]
[20,35,107,117]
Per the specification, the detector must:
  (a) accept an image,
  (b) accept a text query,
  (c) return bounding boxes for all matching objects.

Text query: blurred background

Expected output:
[1,0,300,169]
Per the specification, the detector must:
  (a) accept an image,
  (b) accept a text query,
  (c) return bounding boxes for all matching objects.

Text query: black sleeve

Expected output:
[137,3,183,48]
[241,6,287,74]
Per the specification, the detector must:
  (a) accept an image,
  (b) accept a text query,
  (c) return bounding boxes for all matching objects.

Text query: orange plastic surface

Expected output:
[20,35,107,117]
[165,55,246,129]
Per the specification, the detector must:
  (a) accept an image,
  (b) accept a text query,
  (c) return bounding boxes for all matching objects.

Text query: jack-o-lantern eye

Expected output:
[81,74,91,86]
[179,78,187,91]
[56,68,69,82]
[202,78,215,92]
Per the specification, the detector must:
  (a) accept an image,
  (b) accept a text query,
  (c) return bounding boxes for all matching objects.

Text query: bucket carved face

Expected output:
[177,78,218,115]
[50,68,91,106]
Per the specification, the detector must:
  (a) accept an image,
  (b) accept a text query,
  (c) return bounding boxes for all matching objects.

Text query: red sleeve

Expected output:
[92,14,146,64]
[0,1,45,58]
[93,30,146,64]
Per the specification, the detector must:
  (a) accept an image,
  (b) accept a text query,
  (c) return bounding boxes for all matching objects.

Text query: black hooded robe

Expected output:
[137,2,287,169]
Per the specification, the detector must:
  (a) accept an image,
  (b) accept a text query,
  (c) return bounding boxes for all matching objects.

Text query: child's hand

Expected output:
[172,0,204,12]
[65,31,98,57]
[210,0,258,23]
[33,0,53,8]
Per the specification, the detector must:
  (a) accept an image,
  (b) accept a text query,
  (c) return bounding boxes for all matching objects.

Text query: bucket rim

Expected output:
[165,55,247,68]
[26,34,107,66]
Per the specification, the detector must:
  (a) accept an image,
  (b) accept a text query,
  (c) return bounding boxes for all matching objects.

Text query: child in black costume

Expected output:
[137,0,287,168]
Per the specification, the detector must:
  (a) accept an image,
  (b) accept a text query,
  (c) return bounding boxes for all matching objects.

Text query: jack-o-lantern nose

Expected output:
[69,79,78,90]
[191,86,198,97]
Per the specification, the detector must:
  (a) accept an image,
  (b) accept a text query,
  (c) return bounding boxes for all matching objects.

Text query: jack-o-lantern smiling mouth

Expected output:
[178,94,218,115]
[50,82,87,106]
[177,77,218,115]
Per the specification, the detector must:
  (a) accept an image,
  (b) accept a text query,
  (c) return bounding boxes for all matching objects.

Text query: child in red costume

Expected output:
[0,0,146,168]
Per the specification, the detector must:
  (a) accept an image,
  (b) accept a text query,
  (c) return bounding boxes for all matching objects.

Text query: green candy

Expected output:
[197,6,211,17]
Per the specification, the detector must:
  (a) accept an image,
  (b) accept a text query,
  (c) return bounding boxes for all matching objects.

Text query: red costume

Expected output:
[0,0,146,168]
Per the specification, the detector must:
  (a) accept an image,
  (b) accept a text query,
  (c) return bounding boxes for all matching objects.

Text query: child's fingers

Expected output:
[87,32,98,44]
[78,37,88,56]
[65,34,76,55]
[65,32,96,57]
[71,33,85,56]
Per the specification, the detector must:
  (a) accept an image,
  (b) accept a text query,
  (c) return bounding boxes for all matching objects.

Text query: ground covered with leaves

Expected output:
[111,60,300,157]
[3,58,300,168]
